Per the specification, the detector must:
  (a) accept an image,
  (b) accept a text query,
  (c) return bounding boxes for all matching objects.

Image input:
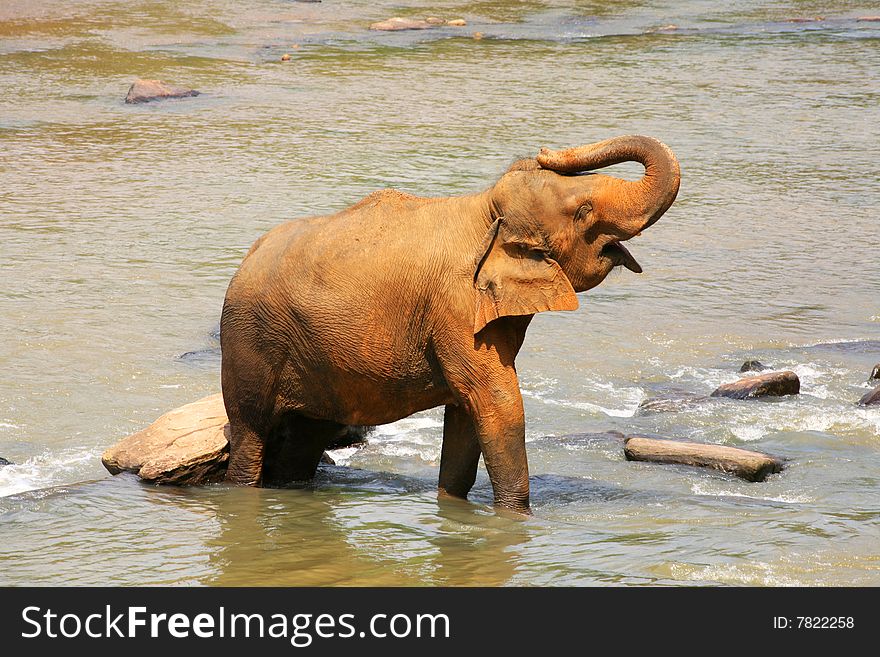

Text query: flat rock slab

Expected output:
[125,79,200,104]
[102,393,351,485]
[859,385,880,406]
[711,371,800,400]
[624,436,784,482]
[102,393,229,484]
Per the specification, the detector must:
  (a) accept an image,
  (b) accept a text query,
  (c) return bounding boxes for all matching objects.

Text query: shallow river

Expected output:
[1,0,879,585]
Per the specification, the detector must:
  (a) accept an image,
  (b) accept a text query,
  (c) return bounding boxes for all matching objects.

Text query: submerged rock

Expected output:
[806,339,880,353]
[740,359,768,372]
[124,79,200,104]
[624,435,784,482]
[711,371,800,400]
[370,17,436,31]
[102,394,229,484]
[637,390,711,415]
[0,457,12,466]
[370,16,468,31]
[859,385,880,407]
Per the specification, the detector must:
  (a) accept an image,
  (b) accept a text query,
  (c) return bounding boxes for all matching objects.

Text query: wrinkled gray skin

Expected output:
[221,135,680,513]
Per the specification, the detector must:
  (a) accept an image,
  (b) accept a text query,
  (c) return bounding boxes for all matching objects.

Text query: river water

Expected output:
[1,1,878,586]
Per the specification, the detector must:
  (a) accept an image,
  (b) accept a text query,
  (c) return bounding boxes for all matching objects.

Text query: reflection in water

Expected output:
[206,467,530,586]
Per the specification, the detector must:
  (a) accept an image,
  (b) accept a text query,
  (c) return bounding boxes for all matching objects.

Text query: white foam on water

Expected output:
[0,448,99,498]
[371,416,442,438]
[523,391,643,418]
[808,384,831,400]
[0,422,20,430]
[522,376,644,418]
[730,425,765,442]
[360,413,444,463]
[667,366,731,389]
[796,338,855,348]
[371,443,439,462]
[691,481,810,504]
[325,447,359,465]
[670,561,801,587]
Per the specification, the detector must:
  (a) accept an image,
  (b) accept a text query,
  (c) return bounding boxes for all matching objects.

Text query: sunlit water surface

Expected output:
[1,0,878,585]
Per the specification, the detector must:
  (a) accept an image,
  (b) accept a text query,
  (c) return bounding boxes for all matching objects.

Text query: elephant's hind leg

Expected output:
[225,418,267,486]
[262,413,343,487]
[438,404,482,500]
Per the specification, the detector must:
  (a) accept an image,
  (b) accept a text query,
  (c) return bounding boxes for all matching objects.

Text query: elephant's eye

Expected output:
[574,203,592,223]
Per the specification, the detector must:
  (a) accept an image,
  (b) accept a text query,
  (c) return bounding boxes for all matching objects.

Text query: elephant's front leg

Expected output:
[467,384,529,513]
[442,368,530,513]
[437,318,532,513]
[438,404,482,500]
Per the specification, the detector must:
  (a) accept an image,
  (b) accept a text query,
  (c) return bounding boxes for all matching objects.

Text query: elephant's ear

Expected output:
[473,219,578,334]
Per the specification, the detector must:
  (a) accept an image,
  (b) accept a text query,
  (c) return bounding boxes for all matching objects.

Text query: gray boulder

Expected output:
[711,371,800,400]
[859,385,880,407]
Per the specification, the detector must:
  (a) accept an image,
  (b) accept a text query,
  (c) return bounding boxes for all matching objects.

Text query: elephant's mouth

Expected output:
[601,241,642,273]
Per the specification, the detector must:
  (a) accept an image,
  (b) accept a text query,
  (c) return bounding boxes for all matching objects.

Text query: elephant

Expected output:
[220,135,680,513]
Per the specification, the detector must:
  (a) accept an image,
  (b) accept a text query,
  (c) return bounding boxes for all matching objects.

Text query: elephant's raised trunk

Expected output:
[536,135,680,236]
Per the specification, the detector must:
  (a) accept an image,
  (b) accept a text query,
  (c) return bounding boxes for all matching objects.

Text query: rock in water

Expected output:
[870,364,880,381]
[637,390,711,415]
[102,394,229,484]
[740,359,768,372]
[859,385,880,406]
[102,393,339,485]
[711,371,800,400]
[624,436,784,482]
[125,79,200,104]
[0,457,12,466]
[370,17,435,31]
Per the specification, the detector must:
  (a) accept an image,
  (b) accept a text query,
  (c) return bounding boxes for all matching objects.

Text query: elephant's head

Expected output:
[474,135,680,333]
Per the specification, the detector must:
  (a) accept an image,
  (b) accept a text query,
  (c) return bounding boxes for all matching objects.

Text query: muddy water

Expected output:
[1,1,879,585]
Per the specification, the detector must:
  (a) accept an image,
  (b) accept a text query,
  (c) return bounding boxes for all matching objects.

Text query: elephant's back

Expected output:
[221,194,458,384]
[221,201,457,425]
